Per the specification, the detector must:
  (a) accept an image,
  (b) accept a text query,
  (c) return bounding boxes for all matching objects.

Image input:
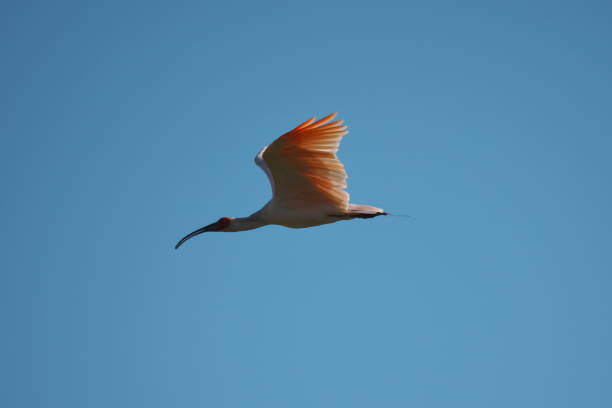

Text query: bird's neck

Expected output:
[226,212,269,232]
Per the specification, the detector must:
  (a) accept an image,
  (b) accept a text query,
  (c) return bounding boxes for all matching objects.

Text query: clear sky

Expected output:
[3,1,612,407]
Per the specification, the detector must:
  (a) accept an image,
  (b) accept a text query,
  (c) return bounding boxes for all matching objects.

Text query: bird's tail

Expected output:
[347,204,387,219]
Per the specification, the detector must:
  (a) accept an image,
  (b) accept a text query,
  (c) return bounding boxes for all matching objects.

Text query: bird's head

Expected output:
[175,217,234,249]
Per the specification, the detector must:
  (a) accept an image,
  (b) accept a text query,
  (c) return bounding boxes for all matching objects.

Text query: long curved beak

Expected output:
[174,222,218,249]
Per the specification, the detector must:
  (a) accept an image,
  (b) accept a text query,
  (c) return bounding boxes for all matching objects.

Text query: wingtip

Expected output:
[322,112,338,123]
[295,117,316,130]
[309,112,339,128]
[291,113,342,133]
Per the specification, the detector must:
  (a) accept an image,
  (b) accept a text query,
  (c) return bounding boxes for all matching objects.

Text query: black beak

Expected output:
[174,222,218,249]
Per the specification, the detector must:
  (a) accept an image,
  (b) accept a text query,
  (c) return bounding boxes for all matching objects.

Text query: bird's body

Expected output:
[175,113,386,248]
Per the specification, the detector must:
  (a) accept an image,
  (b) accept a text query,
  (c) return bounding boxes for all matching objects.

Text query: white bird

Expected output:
[175,113,386,249]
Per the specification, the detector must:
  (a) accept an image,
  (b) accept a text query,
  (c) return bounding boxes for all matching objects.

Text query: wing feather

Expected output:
[254,113,350,212]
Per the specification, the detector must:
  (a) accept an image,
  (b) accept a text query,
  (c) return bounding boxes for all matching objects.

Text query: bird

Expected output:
[175,113,386,249]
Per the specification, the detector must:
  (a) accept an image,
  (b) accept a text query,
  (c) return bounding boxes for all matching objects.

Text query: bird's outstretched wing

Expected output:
[254,113,350,212]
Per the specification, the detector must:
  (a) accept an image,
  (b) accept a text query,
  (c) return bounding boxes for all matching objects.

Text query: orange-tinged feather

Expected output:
[294,117,316,130]
[256,113,351,212]
[307,112,338,128]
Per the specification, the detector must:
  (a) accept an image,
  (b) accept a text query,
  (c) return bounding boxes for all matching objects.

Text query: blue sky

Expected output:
[3,1,612,407]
